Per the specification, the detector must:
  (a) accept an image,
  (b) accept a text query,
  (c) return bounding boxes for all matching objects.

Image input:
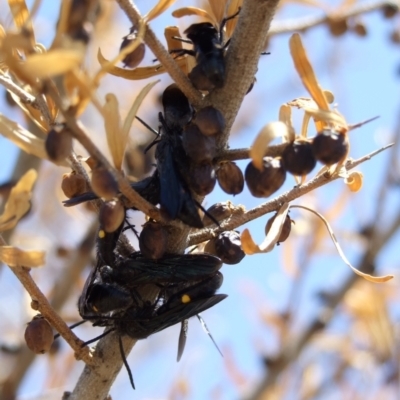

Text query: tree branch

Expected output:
[189,144,393,245]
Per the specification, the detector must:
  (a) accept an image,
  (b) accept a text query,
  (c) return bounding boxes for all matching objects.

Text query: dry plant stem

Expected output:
[114,0,202,107]
[46,84,162,221]
[0,234,93,365]
[269,0,396,35]
[188,144,393,246]
[1,222,98,400]
[209,0,281,148]
[215,143,288,162]
[69,333,136,400]
[0,74,36,105]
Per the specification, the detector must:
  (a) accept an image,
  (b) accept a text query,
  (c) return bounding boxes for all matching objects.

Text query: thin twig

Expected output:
[215,143,288,162]
[0,234,93,365]
[269,0,397,36]
[188,144,393,245]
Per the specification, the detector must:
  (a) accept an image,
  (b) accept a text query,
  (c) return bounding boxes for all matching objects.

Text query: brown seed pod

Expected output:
[139,221,168,260]
[45,124,73,162]
[383,4,399,18]
[190,163,216,196]
[281,141,317,176]
[193,106,226,136]
[265,213,292,244]
[312,130,349,165]
[61,172,87,198]
[245,157,286,198]
[120,28,145,68]
[328,18,348,36]
[353,22,367,37]
[213,231,245,265]
[182,123,216,164]
[24,315,54,354]
[188,64,215,91]
[202,201,235,226]
[91,166,118,200]
[99,199,125,233]
[216,162,244,195]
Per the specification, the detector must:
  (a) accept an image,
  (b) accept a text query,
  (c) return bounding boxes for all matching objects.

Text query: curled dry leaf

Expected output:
[172,7,215,24]
[0,114,48,160]
[0,169,37,231]
[120,80,159,166]
[291,205,393,283]
[145,0,177,22]
[104,81,159,170]
[289,33,329,112]
[338,169,364,192]
[97,48,187,80]
[103,93,122,168]
[279,104,295,142]
[249,121,288,170]
[241,203,290,255]
[0,246,45,267]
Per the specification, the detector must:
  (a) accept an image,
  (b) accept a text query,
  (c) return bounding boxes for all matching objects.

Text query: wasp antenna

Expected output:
[177,319,188,362]
[197,314,223,357]
[54,320,88,340]
[118,334,135,390]
[135,115,159,136]
[81,328,115,347]
[123,218,140,240]
[194,200,220,227]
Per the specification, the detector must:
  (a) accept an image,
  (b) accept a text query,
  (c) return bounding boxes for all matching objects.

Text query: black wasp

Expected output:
[151,84,214,228]
[171,9,240,90]
[78,217,227,389]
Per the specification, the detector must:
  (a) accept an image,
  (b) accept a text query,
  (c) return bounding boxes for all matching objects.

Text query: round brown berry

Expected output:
[214,231,245,265]
[281,141,316,176]
[182,123,216,164]
[45,124,73,162]
[265,213,292,244]
[190,163,216,196]
[193,106,225,136]
[216,162,244,195]
[245,157,286,198]
[91,167,118,200]
[24,315,54,354]
[61,172,87,198]
[139,221,168,260]
[202,201,235,226]
[312,130,349,165]
[120,28,145,68]
[99,200,125,233]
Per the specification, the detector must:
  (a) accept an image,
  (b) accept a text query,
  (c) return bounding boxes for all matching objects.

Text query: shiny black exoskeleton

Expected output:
[78,220,226,389]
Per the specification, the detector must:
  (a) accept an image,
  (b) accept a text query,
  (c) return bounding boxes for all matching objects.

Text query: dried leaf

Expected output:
[164,26,189,74]
[209,0,228,25]
[249,121,288,170]
[291,205,393,283]
[303,107,347,128]
[241,203,290,255]
[8,0,35,41]
[225,0,242,38]
[103,94,122,169]
[120,80,159,169]
[289,34,330,111]
[0,114,48,159]
[279,104,295,142]
[339,170,363,192]
[145,0,177,22]
[0,169,37,231]
[97,48,187,80]
[172,7,215,24]
[10,49,84,82]
[0,246,45,267]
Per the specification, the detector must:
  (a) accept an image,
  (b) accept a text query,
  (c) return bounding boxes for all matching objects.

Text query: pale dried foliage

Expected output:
[0,0,399,399]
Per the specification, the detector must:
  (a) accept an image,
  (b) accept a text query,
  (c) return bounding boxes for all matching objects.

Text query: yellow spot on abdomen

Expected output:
[181,294,191,304]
